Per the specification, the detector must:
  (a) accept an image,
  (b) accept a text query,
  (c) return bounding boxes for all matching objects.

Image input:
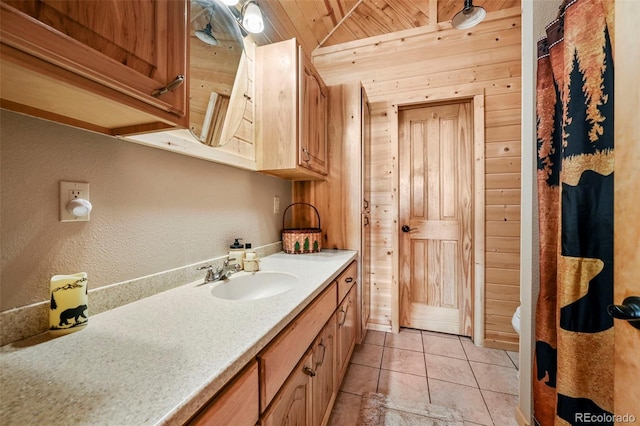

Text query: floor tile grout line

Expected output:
[421,340,433,403]
[478,384,498,426]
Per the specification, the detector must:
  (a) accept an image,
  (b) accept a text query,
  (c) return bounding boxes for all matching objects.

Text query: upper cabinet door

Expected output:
[0,0,188,134]
[299,55,328,176]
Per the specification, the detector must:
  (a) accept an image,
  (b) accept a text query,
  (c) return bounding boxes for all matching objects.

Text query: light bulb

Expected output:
[242,2,264,34]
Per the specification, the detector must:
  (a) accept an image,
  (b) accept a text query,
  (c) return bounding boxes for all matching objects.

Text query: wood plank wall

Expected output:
[312,7,521,350]
[216,39,256,161]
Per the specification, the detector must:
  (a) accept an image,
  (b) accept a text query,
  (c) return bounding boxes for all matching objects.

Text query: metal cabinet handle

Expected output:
[152,74,185,97]
[607,296,640,329]
[345,277,353,283]
[302,147,311,164]
[315,341,326,367]
[339,302,350,326]
[303,365,316,377]
[401,225,416,233]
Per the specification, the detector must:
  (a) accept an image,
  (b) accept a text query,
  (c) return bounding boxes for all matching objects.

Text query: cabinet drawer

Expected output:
[189,361,259,426]
[259,282,337,412]
[337,261,357,304]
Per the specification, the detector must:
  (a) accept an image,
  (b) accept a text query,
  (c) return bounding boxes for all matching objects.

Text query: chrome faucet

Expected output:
[197,258,242,284]
[223,257,243,273]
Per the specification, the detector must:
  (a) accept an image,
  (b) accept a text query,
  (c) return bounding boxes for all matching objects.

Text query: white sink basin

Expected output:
[210,272,298,300]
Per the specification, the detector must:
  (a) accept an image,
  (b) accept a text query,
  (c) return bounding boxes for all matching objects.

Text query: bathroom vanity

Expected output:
[0,250,357,425]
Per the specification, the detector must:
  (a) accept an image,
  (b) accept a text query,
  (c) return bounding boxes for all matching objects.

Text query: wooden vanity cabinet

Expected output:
[0,0,188,135]
[255,38,328,180]
[188,361,259,426]
[188,260,358,426]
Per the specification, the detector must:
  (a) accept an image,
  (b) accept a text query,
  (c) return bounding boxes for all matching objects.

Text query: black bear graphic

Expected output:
[59,304,88,326]
[535,340,557,387]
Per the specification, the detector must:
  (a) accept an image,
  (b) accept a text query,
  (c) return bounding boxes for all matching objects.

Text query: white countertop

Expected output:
[0,250,357,425]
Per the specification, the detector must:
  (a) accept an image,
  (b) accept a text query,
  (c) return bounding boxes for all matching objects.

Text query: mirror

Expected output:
[121,0,255,170]
[190,0,247,147]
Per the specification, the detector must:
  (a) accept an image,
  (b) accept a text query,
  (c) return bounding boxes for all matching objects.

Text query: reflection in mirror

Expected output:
[190,0,247,147]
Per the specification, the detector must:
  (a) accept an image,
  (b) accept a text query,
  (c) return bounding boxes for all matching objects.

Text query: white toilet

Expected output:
[512,306,521,378]
[511,305,521,335]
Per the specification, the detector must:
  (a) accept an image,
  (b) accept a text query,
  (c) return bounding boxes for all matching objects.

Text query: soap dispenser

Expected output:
[228,238,245,269]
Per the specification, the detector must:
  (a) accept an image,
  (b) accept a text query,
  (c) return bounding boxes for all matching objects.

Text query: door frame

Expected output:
[391,91,485,345]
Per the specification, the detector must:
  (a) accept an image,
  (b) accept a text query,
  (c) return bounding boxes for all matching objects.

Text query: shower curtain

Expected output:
[534,0,614,425]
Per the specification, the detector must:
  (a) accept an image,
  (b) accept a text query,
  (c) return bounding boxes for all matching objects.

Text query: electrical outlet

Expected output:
[273,196,280,214]
[60,181,90,222]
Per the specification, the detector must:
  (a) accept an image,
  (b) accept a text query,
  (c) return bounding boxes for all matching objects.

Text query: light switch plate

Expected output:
[60,181,90,222]
[273,196,280,214]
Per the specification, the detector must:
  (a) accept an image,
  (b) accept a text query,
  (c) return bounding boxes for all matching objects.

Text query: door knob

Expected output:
[607,296,640,329]
[401,225,415,233]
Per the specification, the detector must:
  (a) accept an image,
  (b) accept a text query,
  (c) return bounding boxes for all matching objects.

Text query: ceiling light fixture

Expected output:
[241,0,264,34]
[195,22,219,45]
[452,0,486,29]
[221,0,239,5]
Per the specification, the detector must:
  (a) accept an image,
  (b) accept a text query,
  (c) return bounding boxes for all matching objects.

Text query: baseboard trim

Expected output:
[516,405,531,426]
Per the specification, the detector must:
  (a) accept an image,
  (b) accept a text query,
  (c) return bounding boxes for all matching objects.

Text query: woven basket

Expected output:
[282,203,322,254]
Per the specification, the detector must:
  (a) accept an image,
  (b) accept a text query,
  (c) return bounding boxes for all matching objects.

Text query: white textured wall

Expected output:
[0,111,291,311]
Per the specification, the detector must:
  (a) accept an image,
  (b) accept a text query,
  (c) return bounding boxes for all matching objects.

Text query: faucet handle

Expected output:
[197,264,214,271]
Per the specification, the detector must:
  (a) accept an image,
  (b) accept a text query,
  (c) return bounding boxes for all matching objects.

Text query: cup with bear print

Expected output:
[49,272,89,336]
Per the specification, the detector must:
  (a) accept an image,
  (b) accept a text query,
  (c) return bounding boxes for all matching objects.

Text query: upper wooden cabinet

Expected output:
[255,38,328,180]
[0,0,188,135]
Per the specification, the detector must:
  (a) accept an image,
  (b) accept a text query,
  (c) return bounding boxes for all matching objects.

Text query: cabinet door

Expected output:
[299,55,328,175]
[261,352,313,426]
[188,361,259,426]
[312,316,336,426]
[361,88,372,339]
[362,216,371,341]
[336,287,357,384]
[0,0,187,131]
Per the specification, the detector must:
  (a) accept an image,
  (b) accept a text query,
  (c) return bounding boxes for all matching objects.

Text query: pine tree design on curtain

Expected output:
[535,0,614,424]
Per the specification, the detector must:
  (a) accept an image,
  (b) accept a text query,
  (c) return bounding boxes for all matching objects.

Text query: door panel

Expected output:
[399,102,473,336]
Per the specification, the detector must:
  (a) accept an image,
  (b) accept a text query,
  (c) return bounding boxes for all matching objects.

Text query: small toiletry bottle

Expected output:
[243,243,259,272]
[244,243,256,260]
[228,238,245,268]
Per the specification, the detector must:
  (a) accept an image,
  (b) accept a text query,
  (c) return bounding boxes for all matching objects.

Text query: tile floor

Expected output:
[328,328,519,426]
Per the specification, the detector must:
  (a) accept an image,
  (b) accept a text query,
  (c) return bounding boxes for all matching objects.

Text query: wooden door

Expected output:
[399,102,473,336]
[614,1,640,421]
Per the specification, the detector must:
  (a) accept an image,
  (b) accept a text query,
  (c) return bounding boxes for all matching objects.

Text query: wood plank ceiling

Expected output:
[249,0,520,54]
